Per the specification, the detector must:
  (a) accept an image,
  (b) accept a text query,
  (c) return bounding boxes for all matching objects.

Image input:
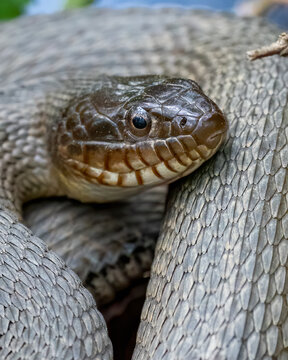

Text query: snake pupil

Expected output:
[132,116,147,129]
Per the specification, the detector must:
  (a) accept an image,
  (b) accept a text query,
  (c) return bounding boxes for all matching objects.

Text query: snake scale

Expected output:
[0,6,288,360]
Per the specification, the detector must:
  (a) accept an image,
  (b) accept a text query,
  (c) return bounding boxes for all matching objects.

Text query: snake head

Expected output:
[50,75,228,202]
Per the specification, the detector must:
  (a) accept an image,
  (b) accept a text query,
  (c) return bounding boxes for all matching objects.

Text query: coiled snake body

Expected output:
[0,7,287,360]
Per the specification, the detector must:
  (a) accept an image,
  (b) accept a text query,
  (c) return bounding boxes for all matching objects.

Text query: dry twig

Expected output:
[247,32,288,60]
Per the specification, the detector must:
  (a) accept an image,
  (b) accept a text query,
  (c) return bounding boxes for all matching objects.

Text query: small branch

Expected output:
[247,32,288,61]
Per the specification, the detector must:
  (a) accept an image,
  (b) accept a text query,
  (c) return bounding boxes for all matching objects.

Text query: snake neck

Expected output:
[0,80,69,217]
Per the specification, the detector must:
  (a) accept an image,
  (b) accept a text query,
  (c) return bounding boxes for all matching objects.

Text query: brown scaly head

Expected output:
[50,75,228,202]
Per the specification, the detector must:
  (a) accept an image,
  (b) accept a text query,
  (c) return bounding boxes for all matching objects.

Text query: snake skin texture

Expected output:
[24,187,166,306]
[0,7,288,360]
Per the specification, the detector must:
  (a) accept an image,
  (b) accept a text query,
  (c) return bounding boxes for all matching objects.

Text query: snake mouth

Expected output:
[60,133,224,190]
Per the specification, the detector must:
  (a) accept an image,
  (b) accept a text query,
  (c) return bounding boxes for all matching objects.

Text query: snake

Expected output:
[0,6,287,360]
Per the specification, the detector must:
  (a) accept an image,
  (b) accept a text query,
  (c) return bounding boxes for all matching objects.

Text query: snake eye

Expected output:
[127,106,152,138]
[132,116,147,129]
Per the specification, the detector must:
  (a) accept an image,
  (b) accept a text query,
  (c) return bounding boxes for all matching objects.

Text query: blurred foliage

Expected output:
[0,0,93,20]
[65,0,93,9]
[0,0,31,19]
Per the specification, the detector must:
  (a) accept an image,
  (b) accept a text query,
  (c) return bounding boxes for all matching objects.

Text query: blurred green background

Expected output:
[0,0,93,19]
[0,0,30,19]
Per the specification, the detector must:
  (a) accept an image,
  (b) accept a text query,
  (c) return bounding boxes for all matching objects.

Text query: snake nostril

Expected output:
[180,117,187,127]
